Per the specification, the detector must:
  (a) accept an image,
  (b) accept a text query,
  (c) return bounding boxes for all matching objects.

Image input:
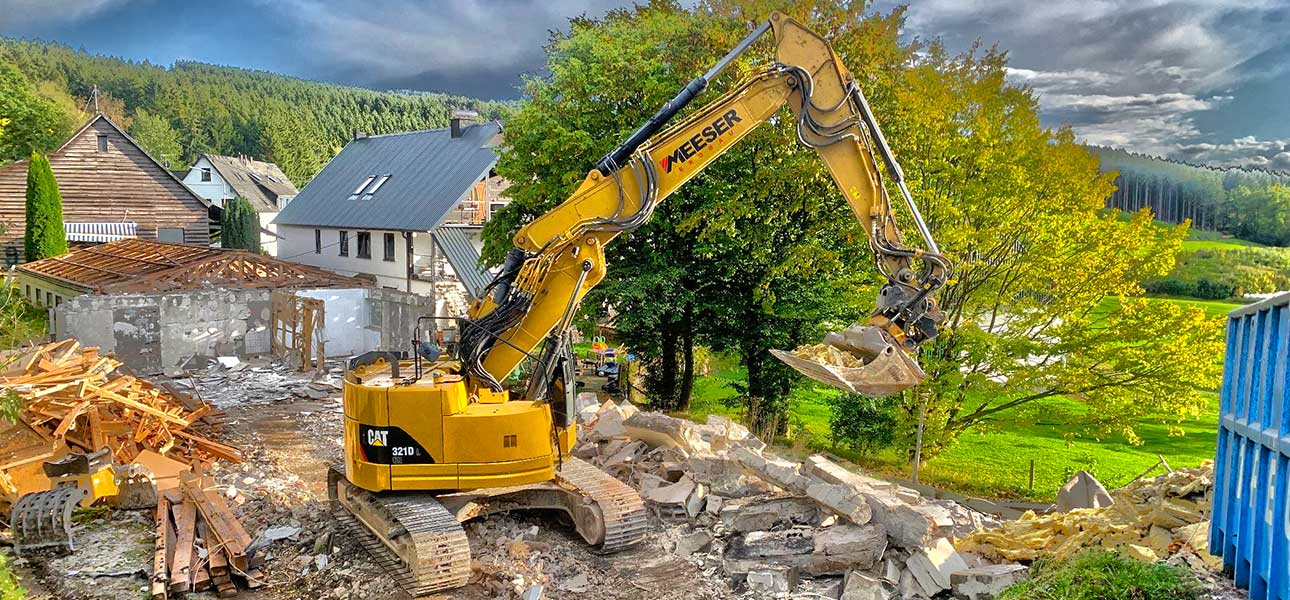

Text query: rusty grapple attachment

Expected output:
[771,324,924,397]
[11,486,88,554]
[10,448,119,555]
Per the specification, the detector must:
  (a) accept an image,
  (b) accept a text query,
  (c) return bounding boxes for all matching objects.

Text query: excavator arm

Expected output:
[457,12,951,399]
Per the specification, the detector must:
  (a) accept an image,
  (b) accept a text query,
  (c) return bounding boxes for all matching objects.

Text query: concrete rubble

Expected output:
[576,400,1016,599]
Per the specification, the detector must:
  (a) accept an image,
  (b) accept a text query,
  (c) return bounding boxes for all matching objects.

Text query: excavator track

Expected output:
[330,457,647,596]
[328,468,471,596]
[552,456,648,552]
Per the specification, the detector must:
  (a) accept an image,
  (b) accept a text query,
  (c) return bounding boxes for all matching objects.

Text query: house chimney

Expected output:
[353,130,368,141]
[450,110,479,138]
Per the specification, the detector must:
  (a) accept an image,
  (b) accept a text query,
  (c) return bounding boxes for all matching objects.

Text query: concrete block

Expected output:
[746,565,798,595]
[807,482,873,525]
[1057,470,1113,512]
[674,529,714,557]
[950,564,1029,600]
[905,537,968,595]
[624,411,711,454]
[841,570,892,600]
[814,524,888,559]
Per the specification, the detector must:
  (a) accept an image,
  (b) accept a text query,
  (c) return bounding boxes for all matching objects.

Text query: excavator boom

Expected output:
[460,13,950,400]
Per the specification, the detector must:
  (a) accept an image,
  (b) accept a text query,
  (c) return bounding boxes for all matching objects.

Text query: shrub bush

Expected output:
[998,550,1202,600]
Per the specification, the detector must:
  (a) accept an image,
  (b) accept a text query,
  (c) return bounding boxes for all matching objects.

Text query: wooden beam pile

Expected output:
[152,470,262,598]
[0,339,241,472]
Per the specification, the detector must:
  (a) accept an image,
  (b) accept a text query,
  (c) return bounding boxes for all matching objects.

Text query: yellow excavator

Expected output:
[329,11,952,595]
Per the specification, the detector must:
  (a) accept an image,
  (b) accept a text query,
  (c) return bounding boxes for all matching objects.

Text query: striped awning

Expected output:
[65,222,137,242]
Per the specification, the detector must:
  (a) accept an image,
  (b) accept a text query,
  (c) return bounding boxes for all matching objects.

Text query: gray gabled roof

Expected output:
[203,154,298,213]
[273,122,501,231]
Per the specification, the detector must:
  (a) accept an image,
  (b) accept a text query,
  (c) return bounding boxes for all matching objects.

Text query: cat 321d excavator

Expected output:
[329,11,952,596]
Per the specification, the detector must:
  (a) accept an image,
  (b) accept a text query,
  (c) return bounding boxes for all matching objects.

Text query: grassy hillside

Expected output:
[1145,228,1290,301]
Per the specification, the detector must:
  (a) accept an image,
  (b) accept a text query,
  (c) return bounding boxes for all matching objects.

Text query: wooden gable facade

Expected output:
[0,114,212,266]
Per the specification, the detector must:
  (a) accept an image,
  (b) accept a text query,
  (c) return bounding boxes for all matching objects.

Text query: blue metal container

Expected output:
[1211,291,1289,600]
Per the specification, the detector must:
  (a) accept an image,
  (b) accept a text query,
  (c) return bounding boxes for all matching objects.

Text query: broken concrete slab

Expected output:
[841,569,892,600]
[641,475,706,520]
[624,411,711,454]
[950,564,1029,600]
[674,529,714,557]
[728,529,816,559]
[900,568,930,600]
[1057,470,1114,512]
[721,497,821,533]
[905,537,969,595]
[698,415,765,453]
[807,482,873,525]
[733,447,812,494]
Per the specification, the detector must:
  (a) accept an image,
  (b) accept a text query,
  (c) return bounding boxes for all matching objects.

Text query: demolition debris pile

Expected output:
[958,464,1221,572]
[0,339,240,474]
[574,398,1028,599]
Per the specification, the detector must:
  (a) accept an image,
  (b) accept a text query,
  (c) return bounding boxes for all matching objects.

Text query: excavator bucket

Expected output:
[771,325,924,397]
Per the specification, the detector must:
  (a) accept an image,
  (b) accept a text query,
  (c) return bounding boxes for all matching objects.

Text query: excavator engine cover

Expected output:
[772,325,925,397]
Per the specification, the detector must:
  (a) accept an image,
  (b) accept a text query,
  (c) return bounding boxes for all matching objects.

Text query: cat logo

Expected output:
[366,429,389,447]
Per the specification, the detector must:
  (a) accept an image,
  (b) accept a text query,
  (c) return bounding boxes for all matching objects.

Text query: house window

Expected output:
[55,296,62,306]
[314,229,322,254]
[96,135,108,153]
[383,233,395,262]
[200,167,212,182]
[24,285,30,299]
[158,228,185,243]
[339,230,349,256]
[357,232,371,259]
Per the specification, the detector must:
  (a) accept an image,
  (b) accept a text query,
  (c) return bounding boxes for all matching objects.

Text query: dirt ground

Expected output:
[3,358,1249,600]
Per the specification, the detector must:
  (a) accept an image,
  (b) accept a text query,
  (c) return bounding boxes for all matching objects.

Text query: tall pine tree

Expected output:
[24,152,68,261]
[220,197,260,252]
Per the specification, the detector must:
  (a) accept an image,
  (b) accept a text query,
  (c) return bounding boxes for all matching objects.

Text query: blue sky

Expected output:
[3,0,1290,170]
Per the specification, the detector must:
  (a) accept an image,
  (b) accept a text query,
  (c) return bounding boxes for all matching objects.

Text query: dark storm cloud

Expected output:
[879,0,1290,168]
[0,0,635,100]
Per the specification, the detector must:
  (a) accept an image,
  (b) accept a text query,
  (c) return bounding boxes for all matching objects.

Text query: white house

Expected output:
[182,154,298,254]
[272,112,509,318]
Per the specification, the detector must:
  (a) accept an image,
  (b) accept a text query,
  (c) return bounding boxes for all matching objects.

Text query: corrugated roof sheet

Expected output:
[433,227,492,299]
[272,122,502,232]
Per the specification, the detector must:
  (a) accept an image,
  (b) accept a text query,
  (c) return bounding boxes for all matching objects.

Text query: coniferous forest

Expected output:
[1094,146,1290,246]
[0,39,507,185]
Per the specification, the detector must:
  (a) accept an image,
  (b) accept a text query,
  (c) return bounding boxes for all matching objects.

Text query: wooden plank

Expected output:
[168,500,197,593]
[180,474,251,572]
[151,494,171,600]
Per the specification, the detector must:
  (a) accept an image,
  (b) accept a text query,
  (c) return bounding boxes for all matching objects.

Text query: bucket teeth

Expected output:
[11,487,88,555]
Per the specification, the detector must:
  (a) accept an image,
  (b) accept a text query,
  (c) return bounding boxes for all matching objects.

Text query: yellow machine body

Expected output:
[342,359,575,492]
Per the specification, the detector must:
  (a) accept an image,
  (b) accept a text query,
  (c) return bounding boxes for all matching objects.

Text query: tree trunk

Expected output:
[676,302,696,413]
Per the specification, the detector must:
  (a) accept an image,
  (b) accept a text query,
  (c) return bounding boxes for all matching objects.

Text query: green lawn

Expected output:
[1094,295,1243,320]
[1181,228,1265,252]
